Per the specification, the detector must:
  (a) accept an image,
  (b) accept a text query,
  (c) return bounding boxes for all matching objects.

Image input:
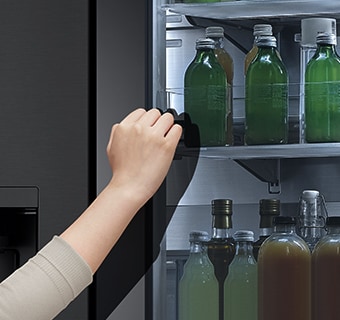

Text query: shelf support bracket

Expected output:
[235,158,281,194]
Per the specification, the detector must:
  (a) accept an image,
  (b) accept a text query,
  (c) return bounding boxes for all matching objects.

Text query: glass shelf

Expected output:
[176,142,340,160]
[164,0,340,21]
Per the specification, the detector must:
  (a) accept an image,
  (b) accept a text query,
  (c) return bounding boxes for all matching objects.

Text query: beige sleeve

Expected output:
[0,236,93,320]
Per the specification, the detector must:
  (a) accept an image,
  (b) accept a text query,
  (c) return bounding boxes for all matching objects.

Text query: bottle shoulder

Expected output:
[260,233,310,254]
[306,53,340,80]
[247,52,288,81]
[313,235,340,255]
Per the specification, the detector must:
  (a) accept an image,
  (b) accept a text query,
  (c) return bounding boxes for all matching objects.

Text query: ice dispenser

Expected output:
[0,187,38,282]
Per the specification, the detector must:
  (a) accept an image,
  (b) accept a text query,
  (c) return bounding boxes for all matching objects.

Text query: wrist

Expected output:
[105,177,149,212]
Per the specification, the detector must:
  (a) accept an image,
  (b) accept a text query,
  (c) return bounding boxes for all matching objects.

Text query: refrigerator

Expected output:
[2,1,340,319]
[98,0,340,319]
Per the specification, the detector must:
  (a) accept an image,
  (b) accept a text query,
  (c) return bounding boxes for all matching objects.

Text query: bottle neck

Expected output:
[317,43,336,53]
[327,225,340,235]
[274,223,296,234]
[258,45,277,56]
[211,215,232,239]
[235,241,254,257]
[212,227,232,239]
[190,241,204,254]
[210,37,223,50]
[195,48,216,63]
[259,227,274,237]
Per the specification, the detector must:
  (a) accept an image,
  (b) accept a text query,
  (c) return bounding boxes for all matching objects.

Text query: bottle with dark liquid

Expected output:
[253,198,280,260]
[312,216,340,320]
[206,199,235,320]
[258,216,311,320]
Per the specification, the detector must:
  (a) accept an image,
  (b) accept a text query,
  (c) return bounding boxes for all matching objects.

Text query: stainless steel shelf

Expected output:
[164,0,340,20]
[176,143,340,160]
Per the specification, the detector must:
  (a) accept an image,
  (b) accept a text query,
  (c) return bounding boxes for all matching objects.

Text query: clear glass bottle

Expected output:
[312,216,340,320]
[258,216,311,320]
[297,189,328,252]
[184,38,227,147]
[206,26,234,145]
[244,24,273,75]
[178,231,219,320]
[224,230,257,320]
[304,32,340,143]
[253,198,280,260]
[245,35,289,145]
[206,199,235,320]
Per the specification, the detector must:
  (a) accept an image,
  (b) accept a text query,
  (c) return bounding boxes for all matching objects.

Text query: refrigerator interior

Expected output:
[148,1,340,319]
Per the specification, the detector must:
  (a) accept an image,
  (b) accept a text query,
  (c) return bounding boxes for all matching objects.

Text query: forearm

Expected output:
[60,178,147,273]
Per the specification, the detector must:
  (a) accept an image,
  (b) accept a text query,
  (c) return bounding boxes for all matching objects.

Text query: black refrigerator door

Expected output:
[0,1,96,319]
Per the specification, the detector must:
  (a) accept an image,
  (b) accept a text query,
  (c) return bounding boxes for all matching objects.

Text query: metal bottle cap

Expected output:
[189,230,209,243]
[259,199,280,228]
[255,35,277,48]
[234,230,254,242]
[206,26,224,38]
[301,189,320,201]
[211,199,233,215]
[253,24,273,36]
[316,32,337,45]
[274,216,297,225]
[196,38,215,50]
[260,199,281,215]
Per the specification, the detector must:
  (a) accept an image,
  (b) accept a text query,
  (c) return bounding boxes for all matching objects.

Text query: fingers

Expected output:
[165,123,183,144]
[138,108,162,127]
[120,108,146,124]
[111,108,181,141]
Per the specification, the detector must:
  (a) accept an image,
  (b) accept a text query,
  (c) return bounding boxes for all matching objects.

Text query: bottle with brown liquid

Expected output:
[258,216,311,320]
[253,198,280,260]
[312,216,340,320]
[206,199,235,320]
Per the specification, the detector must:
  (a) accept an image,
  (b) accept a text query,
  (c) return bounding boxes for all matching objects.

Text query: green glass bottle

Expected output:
[224,230,257,320]
[184,38,227,147]
[305,32,340,143]
[245,35,289,145]
[206,26,234,145]
[178,231,219,320]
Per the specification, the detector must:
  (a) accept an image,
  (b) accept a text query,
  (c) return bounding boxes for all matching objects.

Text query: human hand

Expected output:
[106,108,182,204]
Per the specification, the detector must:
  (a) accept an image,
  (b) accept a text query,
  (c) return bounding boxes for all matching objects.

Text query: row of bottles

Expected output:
[183,19,340,147]
[178,191,339,320]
